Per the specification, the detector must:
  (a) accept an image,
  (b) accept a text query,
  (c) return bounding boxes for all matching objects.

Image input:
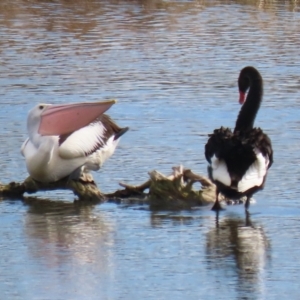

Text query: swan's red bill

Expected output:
[38,100,116,136]
[239,92,246,104]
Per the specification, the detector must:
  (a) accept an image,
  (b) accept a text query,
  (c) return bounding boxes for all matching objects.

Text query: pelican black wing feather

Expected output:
[83,114,129,156]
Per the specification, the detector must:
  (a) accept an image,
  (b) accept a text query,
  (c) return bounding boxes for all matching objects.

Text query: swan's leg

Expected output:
[245,196,251,211]
[211,188,223,211]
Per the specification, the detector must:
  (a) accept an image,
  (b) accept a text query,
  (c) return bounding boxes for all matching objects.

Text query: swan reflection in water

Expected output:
[206,215,271,298]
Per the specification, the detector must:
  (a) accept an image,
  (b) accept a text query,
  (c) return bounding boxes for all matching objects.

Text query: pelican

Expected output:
[21,100,128,183]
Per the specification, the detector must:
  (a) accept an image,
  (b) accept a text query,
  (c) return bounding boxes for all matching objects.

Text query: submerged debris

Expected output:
[0,176,104,203]
[114,165,217,209]
[0,166,241,209]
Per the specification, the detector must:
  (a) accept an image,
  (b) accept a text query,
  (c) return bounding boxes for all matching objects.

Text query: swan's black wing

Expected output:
[205,127,234,163]
[249,128,273,168]
[205,126,273,185]
[244,127,273,169]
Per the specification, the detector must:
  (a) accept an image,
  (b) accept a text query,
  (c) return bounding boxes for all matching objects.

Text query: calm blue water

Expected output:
[0,0,300,299]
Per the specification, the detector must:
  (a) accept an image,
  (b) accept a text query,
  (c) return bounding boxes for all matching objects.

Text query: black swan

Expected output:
[205,66,273,211]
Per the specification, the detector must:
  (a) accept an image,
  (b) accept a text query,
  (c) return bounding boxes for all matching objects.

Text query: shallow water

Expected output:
[0,0,300,299]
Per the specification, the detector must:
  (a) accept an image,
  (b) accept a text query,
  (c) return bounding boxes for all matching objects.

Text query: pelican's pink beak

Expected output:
[38,100,116,136]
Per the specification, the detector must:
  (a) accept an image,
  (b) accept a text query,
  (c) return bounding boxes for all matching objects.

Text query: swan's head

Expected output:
[238,69,251,105]
[238,66,263,105]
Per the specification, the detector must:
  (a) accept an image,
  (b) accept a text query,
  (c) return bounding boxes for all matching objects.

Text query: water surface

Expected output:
[0,0,300,299]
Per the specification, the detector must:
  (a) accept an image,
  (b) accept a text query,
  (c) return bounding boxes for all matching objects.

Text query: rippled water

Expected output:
[0,0,300,299]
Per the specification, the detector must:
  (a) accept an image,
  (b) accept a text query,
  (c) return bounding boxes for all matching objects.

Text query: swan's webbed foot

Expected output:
[211,199,224,211]
[211,190,224,211]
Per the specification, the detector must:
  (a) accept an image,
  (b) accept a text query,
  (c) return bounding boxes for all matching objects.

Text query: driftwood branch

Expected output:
[0,166,218,209]
[105,165,217,209]
[146,166,216,209]
[0,176,105,203]
[105,180,151,199]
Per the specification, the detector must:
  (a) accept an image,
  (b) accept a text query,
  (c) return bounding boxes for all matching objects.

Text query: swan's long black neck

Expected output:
[234,74,263,133]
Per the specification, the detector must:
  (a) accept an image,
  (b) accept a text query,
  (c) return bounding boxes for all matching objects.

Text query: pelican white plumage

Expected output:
[21,100,128,183]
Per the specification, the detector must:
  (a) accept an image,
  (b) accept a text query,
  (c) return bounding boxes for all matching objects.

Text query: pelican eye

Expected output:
[39,105,44,110]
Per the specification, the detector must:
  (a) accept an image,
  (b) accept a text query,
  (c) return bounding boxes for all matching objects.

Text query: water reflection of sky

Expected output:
[0,0,300,299]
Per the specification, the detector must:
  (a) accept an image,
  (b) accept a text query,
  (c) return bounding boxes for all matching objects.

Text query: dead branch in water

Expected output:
[0,176,105,203]
[0,166,217,209]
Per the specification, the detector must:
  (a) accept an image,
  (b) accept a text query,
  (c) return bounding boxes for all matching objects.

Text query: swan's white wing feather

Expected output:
[238,153,269,193]
[211,155,231,187]
[58,122,106,159]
